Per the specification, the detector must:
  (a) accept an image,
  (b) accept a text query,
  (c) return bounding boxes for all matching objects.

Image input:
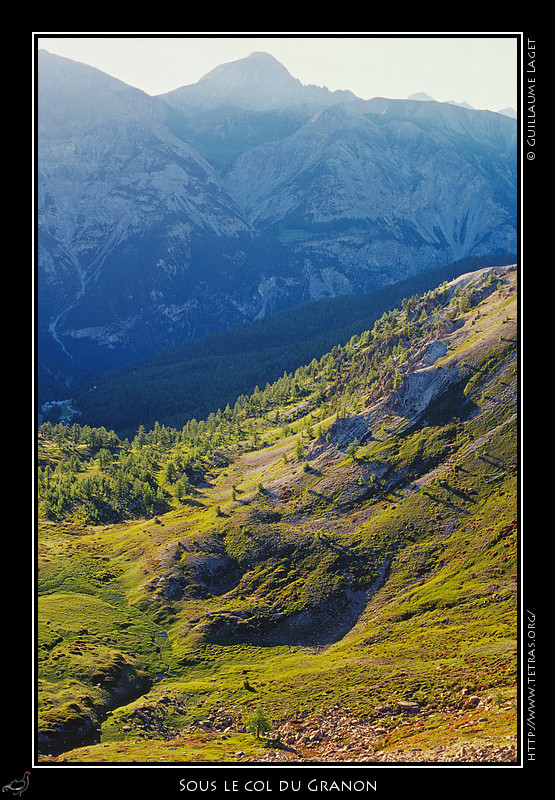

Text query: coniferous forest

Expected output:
[38,264,502,525]
[36,263,520,768]
[41,255,516,439]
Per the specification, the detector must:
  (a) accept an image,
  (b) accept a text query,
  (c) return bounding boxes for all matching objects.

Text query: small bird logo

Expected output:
[2,772,30,797]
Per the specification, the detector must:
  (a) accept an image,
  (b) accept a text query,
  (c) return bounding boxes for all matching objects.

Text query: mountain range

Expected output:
[36,49,518,399]
[407,91,516,118]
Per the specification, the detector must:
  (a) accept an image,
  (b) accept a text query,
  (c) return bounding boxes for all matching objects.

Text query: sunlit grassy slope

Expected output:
[37,263,519,763]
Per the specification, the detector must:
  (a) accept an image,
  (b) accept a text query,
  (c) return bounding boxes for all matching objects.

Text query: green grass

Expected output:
[37,265,519,763]
[40,731,266,763]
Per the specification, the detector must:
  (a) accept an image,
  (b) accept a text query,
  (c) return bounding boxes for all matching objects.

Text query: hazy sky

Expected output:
[35,33,520,111]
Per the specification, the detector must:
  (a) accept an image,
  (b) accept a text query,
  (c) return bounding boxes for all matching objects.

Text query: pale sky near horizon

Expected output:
[35,33,520,112]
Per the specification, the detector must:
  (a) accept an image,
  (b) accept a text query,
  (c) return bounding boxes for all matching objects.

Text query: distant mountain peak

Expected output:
[407,92,435,102]
[160,51,358,111]
[219,50,287,69]
[407,90,515,117]
[408,91,474,110]
[196,50,301,93]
